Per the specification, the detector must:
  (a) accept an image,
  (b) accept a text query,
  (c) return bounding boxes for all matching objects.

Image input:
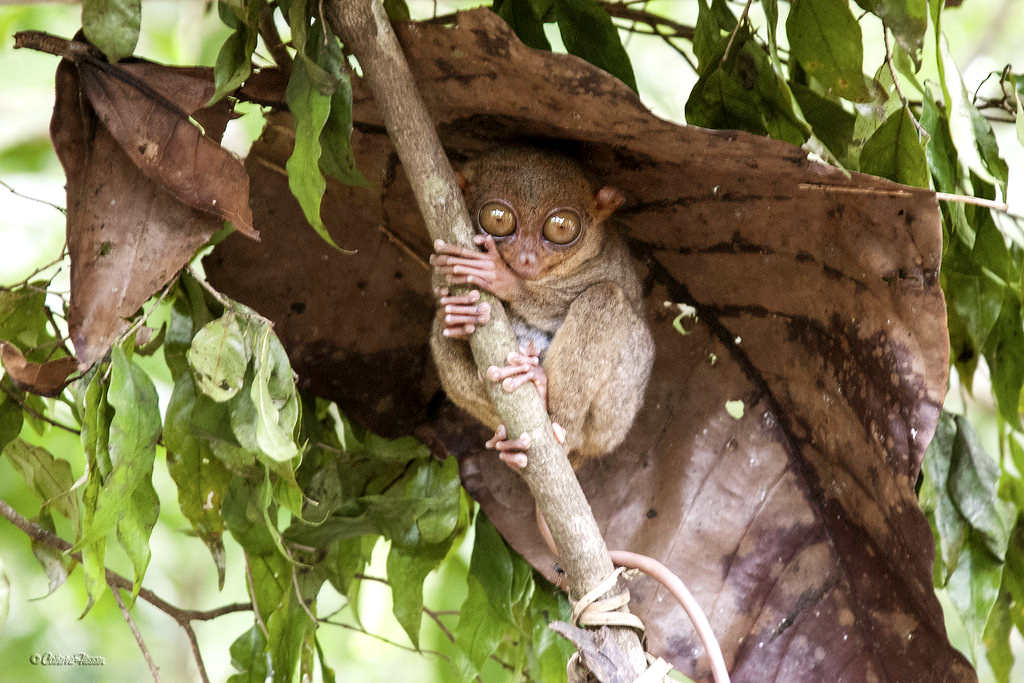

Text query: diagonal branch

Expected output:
[0,497,250,683]
[324,1,647,677]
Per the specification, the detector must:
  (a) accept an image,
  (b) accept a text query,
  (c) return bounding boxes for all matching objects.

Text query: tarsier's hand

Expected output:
[435,287,490,338]
[430,236,517,300]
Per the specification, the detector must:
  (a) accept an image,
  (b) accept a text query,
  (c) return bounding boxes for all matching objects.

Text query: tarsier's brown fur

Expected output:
[430,147,654,466]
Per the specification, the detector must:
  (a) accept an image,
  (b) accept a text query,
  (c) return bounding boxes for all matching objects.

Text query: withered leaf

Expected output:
[0,342,78,397]
[205,9,971,683]
[46,46,253,368]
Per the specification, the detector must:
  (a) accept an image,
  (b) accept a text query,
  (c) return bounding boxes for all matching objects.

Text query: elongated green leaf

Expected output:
[82,0,141,61]
[3,438,80,531]
[553,0,636,91]
[251,325,300,463]
[30,512,72,597]
[455,573,507,675]
[860,106,929,187]
[855,0,927,63]
[164,372,230,587]
[939,36,1009,189]
[320,80,370,187]
[985,295,1024,430]
[107,346,161,600]
[286,59,340,249]
[983,588,1014,683]
[495,0,551,50]
[210,0,260,104]
[227,624,269,683]
[786,0,871,101]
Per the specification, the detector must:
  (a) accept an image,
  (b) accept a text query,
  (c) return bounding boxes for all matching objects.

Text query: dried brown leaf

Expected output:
[51,58,239,367]
[0,342,78,397]
[205,9,970,682]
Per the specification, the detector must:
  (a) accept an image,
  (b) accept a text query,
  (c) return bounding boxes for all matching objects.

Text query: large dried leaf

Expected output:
[207,9,968,682]
[46,43,254,368]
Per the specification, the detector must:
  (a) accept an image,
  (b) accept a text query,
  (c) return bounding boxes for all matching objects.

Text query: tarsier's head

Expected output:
[456,147,624,281]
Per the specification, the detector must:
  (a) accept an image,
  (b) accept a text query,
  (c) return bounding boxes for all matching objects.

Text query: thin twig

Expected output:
[882,28,929,139]
[0,178,66,215]
[935,191,1012,213]
[422,606,456,644]
[0,384,81,435]
[0,498,251,681]
[721,0,753,67]
[110,580,163,682]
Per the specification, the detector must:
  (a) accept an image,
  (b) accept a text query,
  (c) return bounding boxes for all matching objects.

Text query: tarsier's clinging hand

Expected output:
[430,147,654,470]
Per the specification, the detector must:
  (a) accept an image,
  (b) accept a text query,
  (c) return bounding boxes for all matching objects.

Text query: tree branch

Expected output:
[324,2,647,677]
[0,497,250,682]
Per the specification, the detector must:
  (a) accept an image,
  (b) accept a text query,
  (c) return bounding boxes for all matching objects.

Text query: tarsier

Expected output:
[430,147,655,468]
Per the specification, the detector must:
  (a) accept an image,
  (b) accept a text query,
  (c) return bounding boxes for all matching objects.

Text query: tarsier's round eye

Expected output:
[542,210,582,245]
[478,201,517,237]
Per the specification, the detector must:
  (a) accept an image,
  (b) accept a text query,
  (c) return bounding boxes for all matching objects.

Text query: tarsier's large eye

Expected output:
[542,209,582,245]
[478,201,517,237]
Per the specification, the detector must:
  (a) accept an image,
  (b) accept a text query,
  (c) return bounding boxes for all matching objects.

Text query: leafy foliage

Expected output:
[1,0,1023,681]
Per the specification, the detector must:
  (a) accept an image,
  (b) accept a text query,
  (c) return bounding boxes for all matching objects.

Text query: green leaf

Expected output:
[984,588,1015,683]
[30,512,72,597]
[939,36,1009,189]
[924,413,1013,653]
[3,438,80,531]
[947,532,1005,654]
[210,0,260,105]
[382,0,410,20]
[286,58,341,249]
[189,313,251,402]
[106,345,162,601]
[553,0,636,91]
[786,0,871,101]
[319,80,370,187]
[947,415,1014,558]
[250,325,301,463]
[495,0,552,50]
[985,295,1024,430]
[470,514,534,625]
[860,106,929,188]
[455,574,507,675]
[920,86,960,194]
[266,577,311,683]
[386,544,436,647]
[791,80,856,162]
[0,287,49,352]
[854,0,927,64]
[164,372,231,587]
[81,0,141,61]
[227,624,269,683]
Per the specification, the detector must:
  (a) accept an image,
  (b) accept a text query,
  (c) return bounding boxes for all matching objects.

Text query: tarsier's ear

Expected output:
[454,170,471,196]
[594,185,625,220]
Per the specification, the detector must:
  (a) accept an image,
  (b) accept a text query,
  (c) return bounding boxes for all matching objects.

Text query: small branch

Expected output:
[882,28,929,139]
[935,191,1012,213]
[325,2,647,677]
[0,383,81,435]
[109,580,163,682]
[0,178,66,215]
[0,498,250,682]
[721,0,753,67]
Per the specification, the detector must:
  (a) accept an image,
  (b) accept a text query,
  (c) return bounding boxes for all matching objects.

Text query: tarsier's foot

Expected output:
[487,424,530,470]
[436,287,490,338]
